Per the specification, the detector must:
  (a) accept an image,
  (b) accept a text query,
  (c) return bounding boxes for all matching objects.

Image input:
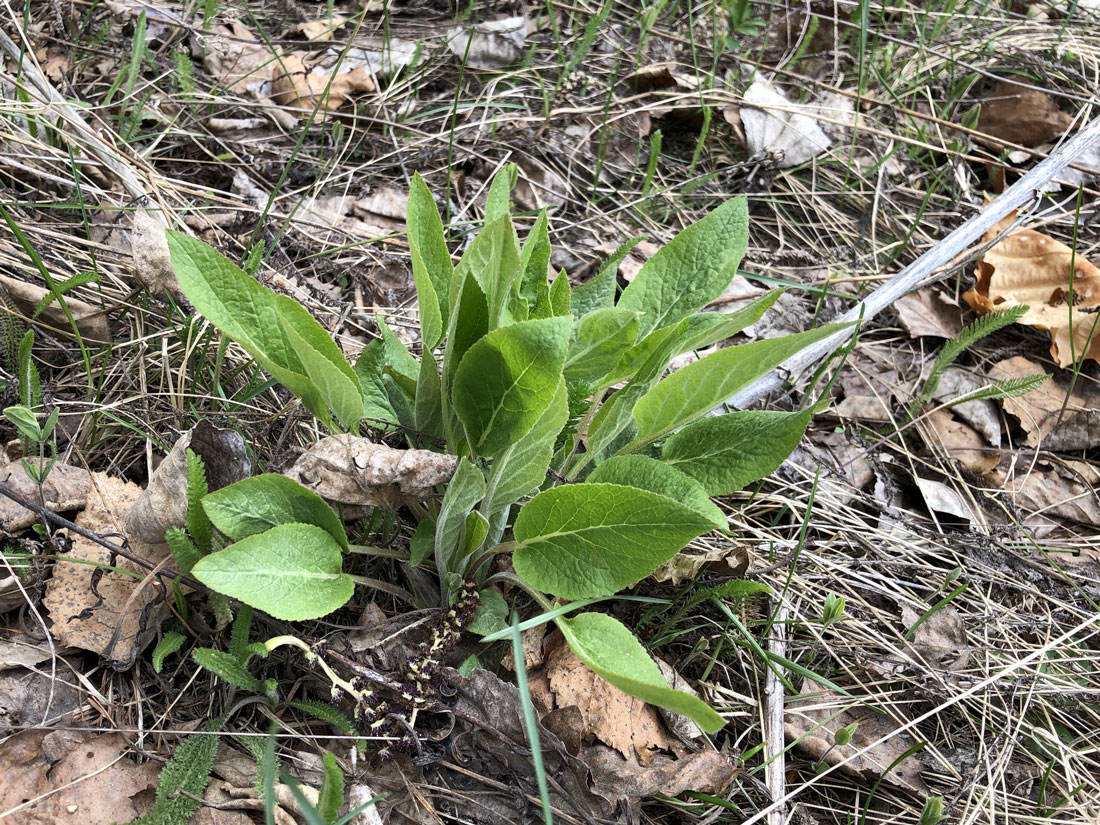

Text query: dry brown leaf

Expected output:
[0,274,111,345]
[894,288,963,338]
[786,682,931,794]
[0,460,92,533]
[964,209,1100,366]
[44,473,171,668]
[976,80,1073,149]
[988,457,1100,534]
[282,15,348,40]
[502,621,546,671]
[546,638,671,763]
[584,745,739,803]
[741,80,833,167]
[126,421,251,544]
[929,367,1002,446]
[131,208,177,294]
[298,188,408,241]
[651,542,746,584]
[0,633,53,670]
[513,154,569,212]
[989,356,1100,449]
[285,435,457,509]
[0,658,84,733]
[924,409,1000,475]
[202,20,278,94]
[271,51,376,115]
[0,729,159,824]
[446,16,527,70]
[900,604,971,670]
[914,476,977,525]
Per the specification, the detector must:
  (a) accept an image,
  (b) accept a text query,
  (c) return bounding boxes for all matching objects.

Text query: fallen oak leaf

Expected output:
[976,80,1073,150]
[964,208,1100,366]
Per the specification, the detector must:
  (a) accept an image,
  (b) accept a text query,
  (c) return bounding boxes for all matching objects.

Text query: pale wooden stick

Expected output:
[765,600,789,825]
[723,115,1100,411]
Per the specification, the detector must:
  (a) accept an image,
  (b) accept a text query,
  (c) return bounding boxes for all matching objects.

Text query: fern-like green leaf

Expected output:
[686,579,771,612]
[17,329,40,408]
[944,374,1047,407]
[165,527,203,575]
[185,449,212,552]
[192,647,263,692]
[131,716,224,825]
[32,271,100,318]
[229,604,253,664]
[284,699,364,752]
[912,305,1030,418]
[152,630,186,673]
[317,752,344,824]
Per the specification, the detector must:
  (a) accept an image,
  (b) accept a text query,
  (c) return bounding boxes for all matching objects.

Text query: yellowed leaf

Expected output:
[964,209,1100,366]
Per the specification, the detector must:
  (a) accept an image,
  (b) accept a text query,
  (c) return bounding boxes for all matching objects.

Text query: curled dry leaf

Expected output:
[544,634,672,764]
[924,409,999,476]
[785,681,931,795]
[964,210,1100,366]
[740,80,833,168]
[989,356,1100,450]
[987,457,1100,542]
[894,287,963,339]
[446,16,527,70]
[270,52,376,115]
[976,80,1073,150]
[126,420,250,544]
[900,604,971,670]
[0,460,92,533]
[44,473,171,669]
[285,434,458,510]
[201,20,278,95]
[131,208,176,294]
[299,187,408,241]
[0,274,111,345]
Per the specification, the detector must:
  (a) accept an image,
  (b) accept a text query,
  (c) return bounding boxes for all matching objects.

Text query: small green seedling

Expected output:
[821,593,846,627]
[918,795,949,825]
[167,165,855,731]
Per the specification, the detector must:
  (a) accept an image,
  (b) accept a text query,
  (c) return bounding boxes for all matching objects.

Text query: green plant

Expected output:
[5,330,60,487]
[918,795,949,825]
[167,166,853,731]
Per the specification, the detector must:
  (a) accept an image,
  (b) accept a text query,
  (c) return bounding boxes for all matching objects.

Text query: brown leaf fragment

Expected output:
[546,637,671,763]
[987,457,1100,537]
[0,657,84,734]
[0,460,92,533]
[126,421,251,543]
[282,16,348,40]
[271,52,376,116]
[201,21,278,94]
[900,604,971,670]
[964,209,1100,366]
[0,729,159,824]
[286,435,457,509]
[894,288,963,338]
[446,16,528,70]
[924,409,1000,475]
[976,80,1073,149]
[0,274,111,345]
[989,356,1100,450]
[786,682,931,794]
[132,208,177,294]
[584,745,739,802]
[44,473,171,669]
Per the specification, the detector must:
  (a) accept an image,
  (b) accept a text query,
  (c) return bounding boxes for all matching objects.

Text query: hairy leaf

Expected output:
[588,455,725,528]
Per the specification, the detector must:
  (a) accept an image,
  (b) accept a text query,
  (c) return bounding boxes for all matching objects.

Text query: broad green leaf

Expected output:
[486,163,517,225]
[673,289,784,355]
[202,474,348,551]
[192,524,353,621]
[549,270,570,317]
[443,273,489,386]
[512,483,714,599]
[515,210,551,321]
[276,296,364,432]
[662,408,815,494]
[571,236,644,319]
[409,517,435,567]
[408,173,453,330]
[583,319,689,471]
[377,317,420,381]
[168,230,319,411]
[453,317,571,456]
[415,354,444,437]
[467,588,508,636]
[434,458,486,579]
[565,308,640,383]
[353,341,400,427]
[628,323,851,452]
[484,377,568,516]
[462,510,489,557]
[588,455,725,528]
[618,198,749,336]
[600,320,687,389]
[383,373,415,429]
[559,613,724,732]
[411,244,443,350]
[453,215,521,328]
